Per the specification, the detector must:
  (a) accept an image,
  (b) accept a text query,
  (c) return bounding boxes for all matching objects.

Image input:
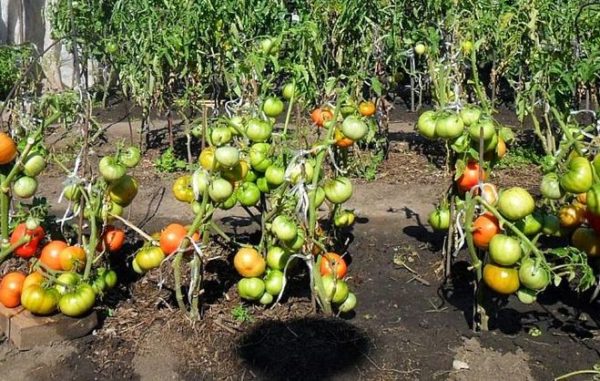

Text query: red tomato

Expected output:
[457,161,486,193]
[10,223,45,258]
[159,224,188,255]
[310,108,334,128]
[472,212,500,249]
[319,252,348,279]
[0,271,26,308]
[39,240,68,271]
[100,226,126,253]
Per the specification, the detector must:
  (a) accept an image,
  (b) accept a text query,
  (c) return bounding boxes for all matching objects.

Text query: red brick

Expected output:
[0,304,24,337]
[10,310,98,350]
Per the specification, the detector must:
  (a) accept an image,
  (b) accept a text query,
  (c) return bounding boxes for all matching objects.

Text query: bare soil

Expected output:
[0,104,598,380]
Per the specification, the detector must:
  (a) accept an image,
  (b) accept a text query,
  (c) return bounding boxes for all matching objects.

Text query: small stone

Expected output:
[453,359,470,370]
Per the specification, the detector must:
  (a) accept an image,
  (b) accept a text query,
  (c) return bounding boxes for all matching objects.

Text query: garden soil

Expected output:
[0,106,598,380]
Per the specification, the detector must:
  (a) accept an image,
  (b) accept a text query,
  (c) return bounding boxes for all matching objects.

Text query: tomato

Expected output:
[132,258,143,274]
[483,264,520,295]
[103,270,117,288]
[208,178,234,203]
[160,224,188,255]
[249,143,272,173]
[342,116,368,141]
[472,212,500,249]
[0,288,20,308]
[120,146,141,168]
[264,270,284,295]
[288,160,315,184]
[308,186,326,208]
[101,201,124,222]
[335,128,354,148]
[199,146,217,170]
[577,192,587,204]
[23,153,46,177]
[358,101,376,117]
[480,183,498,206]
[461,40,474,55]
[59,246,86,271]
[108,175,138,206]
[428,207,450,231]
[586,184,600,215]
[259,38,278,54]
[338,292,357,312]
[489,234,522,266]
[266,246,290,270]
[496,138,507,159]
[542,214,561,236]
[320,253,348,279]
[265,165,285,186]
[518,259,550,290]
[435,113,464,139]
[234,247,266,277]
[91,275,106,295]
[456,161,486,193]
[40,241,68,271]
[540,173,563,199]
[238,277,266,301]
[321,275,349,304]
[246,118,273,143]
[256,177,270,193]
[516,288,537,304]
[0,271,26,294]
[21,285,59,315]
[334,210,356,228]
[215,146,240,169]
[221,192,238,210]
[560,157,592,194]
[135,246,166,271]
[99,156,126,182]
[497,187,535,221]
[12,176,38,198]
[23,271,44,290]
[10,223,45,258]
[272,215,298,242]
[222,160,249,182]
[572,227,600,257]
[0,132,17,164]
[324,177,353,204]
[263,97,285,118]
[210,126,232,146]
[228,116,245,134]
[59,283,96,317]
[416,111,437,139]
[172,175,194,203]
[310,108,334,127]
[282,83,297,100]
[258,292,273,305]
[459,106,481,127]
[54,272,81,295]
[468,119,495,141]
[515,213,543,236]
[282,230,304,251]
[414,43,426,55]
[559,203,585,228]
[237,182,261,207]
[63,184,82,202]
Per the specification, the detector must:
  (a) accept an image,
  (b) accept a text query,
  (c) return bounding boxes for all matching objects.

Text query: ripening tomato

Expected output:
[310,108,334,127]
[40,240,69,271]
[159,223,189,255]
[483,264,520,295]
[23,271,44,290]
[319,253,348,279]
[0,132,17,164]
[0,271,26,308]
[233,247,266,277]
[10,223,45,258]
[358,101,376,117]
[472,212,500,249]
[334,128,354,148]
[559,203,586,228]
[59,246,87,271]
[457,161,486,193]
[100,226,125,253]
[0,288,20,308]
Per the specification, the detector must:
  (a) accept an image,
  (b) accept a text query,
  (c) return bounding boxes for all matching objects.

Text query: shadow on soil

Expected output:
[237,317,370,381]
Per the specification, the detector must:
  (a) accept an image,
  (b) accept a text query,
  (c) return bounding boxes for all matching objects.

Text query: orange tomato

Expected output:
[310,108,334,127]
[0,288,20,308]
[59,246,87,271]
[0,132,17,165]
[100,226,126,253]
[39,240,69,271]
[319,252,348,279]
[233,247,266,277]
[358,101,376,117]
[334,128,354,148]
[472,212,500,249]
[457,161,486,193]
[159,223,188,255]
[577,193,587,205]
[23,271,45,290]
[0,271,26,308]
[483,264,520,294]
[559,203,586,228]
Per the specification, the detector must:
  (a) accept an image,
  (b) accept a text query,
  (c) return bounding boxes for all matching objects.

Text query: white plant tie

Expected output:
[272,253,309,308]
[327,147,347,175]
[187,237,204,305]
[452,209,466,257]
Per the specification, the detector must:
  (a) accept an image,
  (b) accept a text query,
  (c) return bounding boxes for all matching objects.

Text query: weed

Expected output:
[231,304,254,323]
[153,148,189,173]
[495,145,542,169]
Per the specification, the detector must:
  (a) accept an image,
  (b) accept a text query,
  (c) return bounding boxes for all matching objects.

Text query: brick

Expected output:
[10,310,98,350]
[0,304,24,337]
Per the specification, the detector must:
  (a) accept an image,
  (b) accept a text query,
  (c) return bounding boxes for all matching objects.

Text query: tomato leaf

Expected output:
[454,159,466,180]
[371,77,383,97]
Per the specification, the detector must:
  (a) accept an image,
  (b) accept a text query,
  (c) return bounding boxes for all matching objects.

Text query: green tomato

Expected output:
[264,270,284,295]
[516,288,537,304]
[214,146,240,169]
[518,259,550,290]
[342,116,368,141]
[308,186,325,208]
[238,277,266,301]
[515,213,543,236]
[321,275,349,304]
[468,119,495,141]
[256,177,270,193]
[249,143,272,172]
[265,165,285,186]
[497,187,535,221]
[63,184,82,202]
[334,210,356,228]
[210,126,233,146]
[237,182,261,207]
[488,234,522,266]
[435,113,464,139]
[120,146,141,168]
[135,246,166,271]
[338,292,357,313]
[560,157,592,194]
[324,177,353,204]
[208,178,234,203]
[428,207,450,231]
[221,192,238,210]
[58,283,96,317]
[540,173,563,200]
[103,270,118,288]
[108,175,139,206]
[416,111,437,139]
[263,97,285,118]
[272,215,297,242]
[91,276,106,295]
[414,43,426,55]
[288,160,314,184]
[282,83,297,100]
[23,153,46,177]
[259,292,274,305]
[282,230,304,251]
[246,119,273,143]
[542,214,561,237]
[55,272,81,295]
[21,285,59,315]
[99,156,126,182]
[459,106,481,127]
[132,258,144,274]
[12,176,38,198]
[266,246,291,270]
[586,183,600,215]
